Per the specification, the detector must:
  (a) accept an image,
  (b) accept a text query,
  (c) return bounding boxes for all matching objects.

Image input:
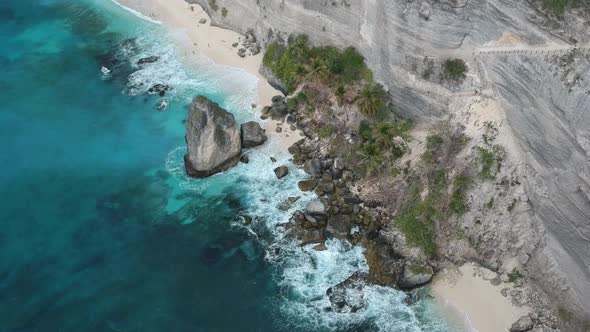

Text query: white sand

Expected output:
[431,263,529,332]
[115,0,303,147]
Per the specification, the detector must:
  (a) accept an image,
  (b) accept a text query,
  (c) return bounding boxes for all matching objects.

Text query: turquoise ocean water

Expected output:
[0,1,460,331]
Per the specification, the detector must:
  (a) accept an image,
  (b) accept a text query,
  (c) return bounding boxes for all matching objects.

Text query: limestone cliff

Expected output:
[188,0,590,327]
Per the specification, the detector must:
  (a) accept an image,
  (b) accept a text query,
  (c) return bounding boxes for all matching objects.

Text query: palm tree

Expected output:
[372,122,397,150]
[359,142,383,175]
[357,83,386,115]
[305,57,329,82]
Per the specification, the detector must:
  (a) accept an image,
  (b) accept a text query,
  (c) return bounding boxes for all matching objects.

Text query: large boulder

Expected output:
[306,200,326,216]
[274,166,289,179]
[184,96,241,178]
[269,95,289,120]
[304,158,323,177]
[397,263,434,289]
[241,121,267,148]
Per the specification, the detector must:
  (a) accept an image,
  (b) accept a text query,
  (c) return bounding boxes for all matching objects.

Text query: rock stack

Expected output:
[184,96,267,178]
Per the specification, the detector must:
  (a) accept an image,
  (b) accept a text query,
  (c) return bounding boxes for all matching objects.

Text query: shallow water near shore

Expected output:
[0,1,459,331]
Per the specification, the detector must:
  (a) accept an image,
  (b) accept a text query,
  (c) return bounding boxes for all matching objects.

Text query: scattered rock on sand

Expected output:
[241,121,267,148]
[199,18,207,24]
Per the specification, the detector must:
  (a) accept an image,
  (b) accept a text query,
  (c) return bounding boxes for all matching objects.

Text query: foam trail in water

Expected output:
[109,0,162,25]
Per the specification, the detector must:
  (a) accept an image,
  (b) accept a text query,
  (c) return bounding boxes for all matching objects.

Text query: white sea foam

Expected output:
[109,0,162,25]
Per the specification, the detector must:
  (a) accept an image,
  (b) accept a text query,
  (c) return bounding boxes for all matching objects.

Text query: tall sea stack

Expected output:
[184,96,241,178]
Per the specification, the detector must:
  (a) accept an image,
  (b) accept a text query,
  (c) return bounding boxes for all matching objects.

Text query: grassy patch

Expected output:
[444,58,467,81]
[449,175,471,215]
[317,126,333,139]
[221,7,228,17]
[477,145,504,180]
[287,91,309,109]
[395,201,440,257]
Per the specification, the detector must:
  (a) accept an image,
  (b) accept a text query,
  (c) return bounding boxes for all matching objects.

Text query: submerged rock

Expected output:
[148,84,171,97]
[241,121,267,148]
[137,55,160,65]
[184,96,241,178]
[326,272,368,313]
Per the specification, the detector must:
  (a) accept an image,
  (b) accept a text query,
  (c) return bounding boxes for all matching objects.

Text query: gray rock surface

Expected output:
[184,96,241,177]
[241,121,267,148]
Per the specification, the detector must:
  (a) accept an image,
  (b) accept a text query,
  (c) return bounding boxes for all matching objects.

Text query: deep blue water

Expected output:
[0,1,458,331]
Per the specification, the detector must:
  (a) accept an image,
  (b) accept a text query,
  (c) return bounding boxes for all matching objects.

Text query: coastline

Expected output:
[431,263,529,332]
[114,0,303,148]
[110,2,531,332]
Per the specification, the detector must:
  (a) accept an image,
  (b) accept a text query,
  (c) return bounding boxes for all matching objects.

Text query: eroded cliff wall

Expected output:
[188,0,590,325]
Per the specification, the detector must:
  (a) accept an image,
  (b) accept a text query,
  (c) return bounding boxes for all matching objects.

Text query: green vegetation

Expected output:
[444,58,467,81]
[449,175,471,215]
[508,268,524,283]
[545,0,567,15]
[262,35,372,93]
[287,92,309,109]
[358,83,387,115]
[317,126,333,139]
[208,0,218,11]
[477,145,505,180]
[221,7,228,17]
[357,119,412,175]
[395,201,440,257]
[430,170,448,197]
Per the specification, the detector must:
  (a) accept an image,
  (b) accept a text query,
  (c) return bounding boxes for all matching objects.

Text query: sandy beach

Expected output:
[431,263,529,332]
[114,0,303,147]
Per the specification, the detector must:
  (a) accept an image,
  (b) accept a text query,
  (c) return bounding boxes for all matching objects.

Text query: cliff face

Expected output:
[188,0,590,324]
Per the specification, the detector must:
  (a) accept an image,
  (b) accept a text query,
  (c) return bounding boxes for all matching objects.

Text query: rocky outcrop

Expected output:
[241,121,267,148]
[398,263,434,290]
[184,96,241,177]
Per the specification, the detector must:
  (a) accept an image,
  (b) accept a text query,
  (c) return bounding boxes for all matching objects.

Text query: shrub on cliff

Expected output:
[208,0,218,11]
[444,58,467,81]
[545,0,567,15]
